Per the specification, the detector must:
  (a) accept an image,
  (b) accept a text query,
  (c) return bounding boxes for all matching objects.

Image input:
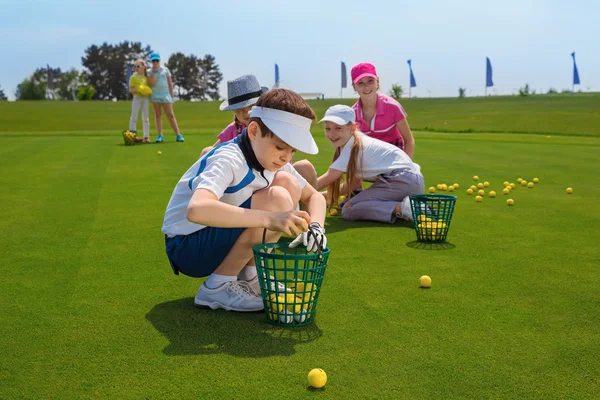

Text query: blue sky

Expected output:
[0,0,597,100]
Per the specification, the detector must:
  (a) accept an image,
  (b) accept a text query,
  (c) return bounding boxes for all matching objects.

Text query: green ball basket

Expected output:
[253,242,329,327]
[410,194,457,243]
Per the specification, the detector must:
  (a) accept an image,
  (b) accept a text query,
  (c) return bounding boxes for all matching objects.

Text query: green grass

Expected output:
[1,97,599,399]
[1,93,599,137]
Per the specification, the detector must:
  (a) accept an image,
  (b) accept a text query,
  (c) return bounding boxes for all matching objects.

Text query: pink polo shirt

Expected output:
[352,94,407,149]
[217,121,246,143]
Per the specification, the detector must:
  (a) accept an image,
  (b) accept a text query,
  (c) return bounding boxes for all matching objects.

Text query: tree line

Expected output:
[10,41,223,101]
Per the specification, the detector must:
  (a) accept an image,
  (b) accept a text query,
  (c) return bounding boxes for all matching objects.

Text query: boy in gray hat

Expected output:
[162,89,327,312]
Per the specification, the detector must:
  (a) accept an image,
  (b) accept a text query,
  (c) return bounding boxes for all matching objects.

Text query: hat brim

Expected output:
[261,118,319,155]
[352,73,378,84]
[149,57,160,61]
[220,87,269,111]
[318,115,353,125]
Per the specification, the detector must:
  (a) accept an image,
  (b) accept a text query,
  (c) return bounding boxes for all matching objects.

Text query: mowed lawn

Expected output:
[1,96,599,399]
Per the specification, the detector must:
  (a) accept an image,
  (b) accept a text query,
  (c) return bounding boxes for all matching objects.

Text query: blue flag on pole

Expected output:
[571,52,580,85]
[341,61,347,88]
[407,60,417,88]
[275,63,280,87]
[486,57,494,87]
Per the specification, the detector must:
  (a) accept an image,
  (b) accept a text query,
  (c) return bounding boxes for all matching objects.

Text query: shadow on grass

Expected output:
[324,216,413,235]
[406,240,456,250]
[146,297,323,358]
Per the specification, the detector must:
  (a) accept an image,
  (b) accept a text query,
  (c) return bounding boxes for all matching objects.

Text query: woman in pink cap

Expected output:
[351,62,415,158]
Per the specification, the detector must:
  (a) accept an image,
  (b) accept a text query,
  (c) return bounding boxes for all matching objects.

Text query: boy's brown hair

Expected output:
[248,88,316,137]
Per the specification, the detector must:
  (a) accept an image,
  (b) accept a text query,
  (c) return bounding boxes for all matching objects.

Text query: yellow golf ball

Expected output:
[448,186,455,192]
[507,199,515,206]
[517,178,523,183]
[308,368,327,389]
[503,181,510,187]
[510,183,516,189]
[527,182,534,188]
[470,185,477,191]
[566,187,573,194]
[483,181,490,188]
[157,151,162,156]
[521,180,527,186]
[477,183,484,189]
[453,183,459,189]
[489,191,496,198]
[533,178,539,183]
[339,195,346,202]
[473,175,479,181]
[428,186,436,193]
[329,208,338,216]
[419,275,432,288]
[475,195,483,202]
[466,188,473,195]
[478,189,485,196]
[503,188,510,195]
[441,184,448,191]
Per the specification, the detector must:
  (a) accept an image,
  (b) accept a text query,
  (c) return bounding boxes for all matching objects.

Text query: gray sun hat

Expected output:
[220,75,269,111]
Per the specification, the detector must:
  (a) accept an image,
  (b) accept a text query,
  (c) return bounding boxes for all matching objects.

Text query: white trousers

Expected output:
[129,96,150,138]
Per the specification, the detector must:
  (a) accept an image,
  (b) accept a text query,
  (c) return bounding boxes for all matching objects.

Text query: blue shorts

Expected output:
[165,198,252,278]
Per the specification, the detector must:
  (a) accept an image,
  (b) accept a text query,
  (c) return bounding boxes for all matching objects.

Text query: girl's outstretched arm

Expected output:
[316,169,344,191]
[397,119,415,158]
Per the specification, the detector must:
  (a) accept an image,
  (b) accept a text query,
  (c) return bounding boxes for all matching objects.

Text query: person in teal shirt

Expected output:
[147,52,184,143]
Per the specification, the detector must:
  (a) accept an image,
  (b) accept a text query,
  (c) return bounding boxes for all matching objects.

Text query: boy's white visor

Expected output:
[250,107,319,155]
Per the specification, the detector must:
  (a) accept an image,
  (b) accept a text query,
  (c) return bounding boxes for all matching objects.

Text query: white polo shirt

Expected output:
[330,133,421,180]
[162,138,307,236]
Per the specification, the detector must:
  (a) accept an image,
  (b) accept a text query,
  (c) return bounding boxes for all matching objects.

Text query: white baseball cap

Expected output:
[249,106,319,154]
[318,105,356,126]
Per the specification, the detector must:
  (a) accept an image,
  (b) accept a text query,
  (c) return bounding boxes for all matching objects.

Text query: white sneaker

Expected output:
[243,275,289,297]
[398,197,414,222]
[194,281,264,312]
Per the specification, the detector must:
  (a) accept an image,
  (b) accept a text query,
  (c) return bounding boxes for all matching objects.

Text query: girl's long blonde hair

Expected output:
[328,125,363,209]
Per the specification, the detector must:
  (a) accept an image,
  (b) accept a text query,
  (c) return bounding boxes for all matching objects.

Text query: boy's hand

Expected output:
[267,210,310,236]
[289,223,327,252]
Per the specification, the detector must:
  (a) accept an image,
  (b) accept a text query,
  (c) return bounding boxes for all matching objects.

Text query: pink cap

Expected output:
[351,62,378,84]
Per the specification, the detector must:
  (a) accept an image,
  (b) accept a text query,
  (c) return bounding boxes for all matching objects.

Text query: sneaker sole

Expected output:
[193,299,264,312]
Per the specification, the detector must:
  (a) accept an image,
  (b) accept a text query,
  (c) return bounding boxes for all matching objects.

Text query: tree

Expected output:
[82,41,152,100]
[28,66,62,99]
[57,68,85,100]
[165,53,223,101]
[166,52,201,100]
[199,54,223,101]
[0,85,7,100]
[388,83,403,101]
[458,87,466,98]
[15,77,46,100]
[77,84,96,101]
[519,84,530,97]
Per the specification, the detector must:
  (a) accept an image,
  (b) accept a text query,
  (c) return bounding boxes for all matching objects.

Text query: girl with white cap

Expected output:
[200,75,268,157]
[316,104,424,224]
[162,89,327,312]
